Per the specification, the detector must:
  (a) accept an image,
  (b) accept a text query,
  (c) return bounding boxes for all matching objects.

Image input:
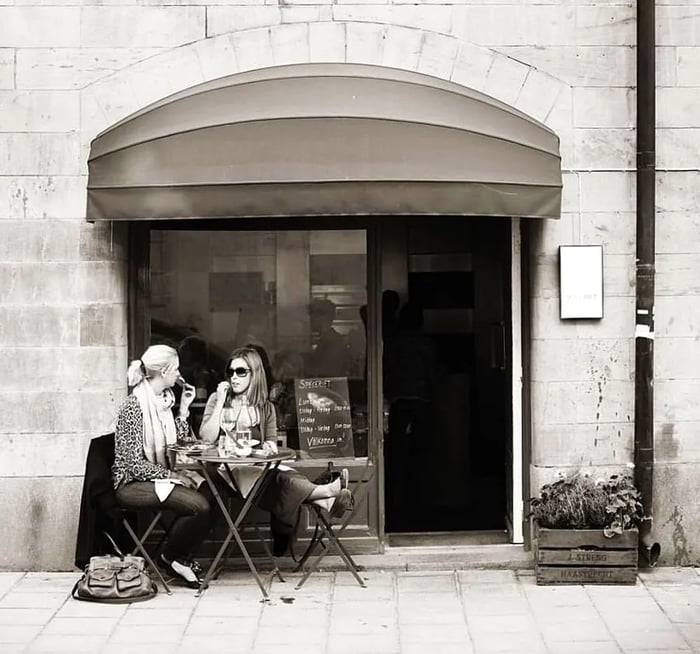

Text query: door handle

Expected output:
[490,321,507,371]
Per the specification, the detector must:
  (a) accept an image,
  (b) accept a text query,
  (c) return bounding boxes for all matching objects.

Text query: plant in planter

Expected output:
[529,471,644,585]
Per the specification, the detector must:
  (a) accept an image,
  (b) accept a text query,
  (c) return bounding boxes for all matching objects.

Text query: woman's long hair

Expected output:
[127,345,178,387]
[226,346,268,408]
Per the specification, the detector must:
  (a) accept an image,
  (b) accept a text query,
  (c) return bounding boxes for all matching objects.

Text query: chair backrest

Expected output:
[75,433,120,568]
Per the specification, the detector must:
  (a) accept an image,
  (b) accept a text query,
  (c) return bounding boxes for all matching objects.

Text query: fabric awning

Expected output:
[86,63,562,221]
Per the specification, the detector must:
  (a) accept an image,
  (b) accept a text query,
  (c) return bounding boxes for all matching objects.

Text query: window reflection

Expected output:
[150,229,367,459]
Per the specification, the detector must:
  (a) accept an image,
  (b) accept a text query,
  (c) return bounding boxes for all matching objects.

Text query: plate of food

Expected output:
[235,438,259,449]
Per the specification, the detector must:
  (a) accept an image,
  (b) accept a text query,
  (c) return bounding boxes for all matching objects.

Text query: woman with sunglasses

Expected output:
[199,346,351,554]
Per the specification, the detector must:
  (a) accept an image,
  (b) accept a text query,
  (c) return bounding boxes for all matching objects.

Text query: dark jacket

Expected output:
[74,433,127,569]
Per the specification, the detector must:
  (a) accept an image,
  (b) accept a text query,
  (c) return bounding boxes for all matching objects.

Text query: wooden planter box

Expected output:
[535,525,639,585]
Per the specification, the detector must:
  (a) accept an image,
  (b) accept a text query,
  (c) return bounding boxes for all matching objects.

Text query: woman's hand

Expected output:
[179,382,196,415]
[215,381,231,405]
[262,440,278,455]
[170,471,196,489]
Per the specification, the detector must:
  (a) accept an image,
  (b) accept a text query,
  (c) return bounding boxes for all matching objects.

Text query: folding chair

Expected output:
[294,459,375,589]
[75,433,172,595]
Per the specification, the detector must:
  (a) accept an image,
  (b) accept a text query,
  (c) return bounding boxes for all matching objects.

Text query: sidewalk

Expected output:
[1,567,699,653]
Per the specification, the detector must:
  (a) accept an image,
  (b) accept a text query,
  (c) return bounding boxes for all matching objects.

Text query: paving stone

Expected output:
[398,573,457,593]
[0,592,68,609]
[120,608,194,625]
[27,634,108,652]
[613,629,691,651]
[0,607,56,624]
[0,623,43,644]
[110,624,185,644]
[547,643,622,654]
[41,617,118,635]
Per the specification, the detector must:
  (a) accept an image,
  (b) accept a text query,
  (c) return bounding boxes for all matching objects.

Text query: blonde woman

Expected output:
[199,346,351,555]
[113,344,209,588]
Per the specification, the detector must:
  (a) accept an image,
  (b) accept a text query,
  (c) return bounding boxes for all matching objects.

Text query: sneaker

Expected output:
[330,488,353,518]
[160,554,202,589]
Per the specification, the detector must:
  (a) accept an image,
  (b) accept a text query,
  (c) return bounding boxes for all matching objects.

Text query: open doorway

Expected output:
[382,217,512,534]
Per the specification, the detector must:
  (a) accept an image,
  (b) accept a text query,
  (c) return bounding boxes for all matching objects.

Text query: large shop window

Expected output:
[150,229,368,461]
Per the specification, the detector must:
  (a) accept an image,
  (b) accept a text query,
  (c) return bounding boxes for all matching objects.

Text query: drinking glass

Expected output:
[220,408,236,456]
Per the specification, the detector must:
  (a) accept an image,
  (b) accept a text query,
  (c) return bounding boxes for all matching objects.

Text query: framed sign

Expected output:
[294,377,355,458]
[559,245,604,319]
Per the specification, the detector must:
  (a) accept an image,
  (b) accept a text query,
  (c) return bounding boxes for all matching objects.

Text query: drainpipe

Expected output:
[634,0,660,567]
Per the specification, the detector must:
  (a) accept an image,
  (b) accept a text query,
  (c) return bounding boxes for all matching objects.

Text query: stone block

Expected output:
[657,380,700,423]
[270,23,310,65]
[1,389,118,434]
[656,337,700,382]
[657,254,700,297]
[0,477,83,571]
[80,7,205,48]
[677,46,700,86]
[530,212,577,256]
[579,211,635,255]
[309,22,346,62]
[78,262,127,304]
[483,56,529,107]
[0,90,79,132]
[531,379,634,427]
[450,41,495,92]
[194,34,240,82]
[79,221,128,262]
[16,47,161,91]
[658,128,700,170]
[657,171,700,213]
[231,28,274,72]
[515,70,562,123]
[575,4,635,46]
[573,88,634,128]
[0,263,82,305]
[0,346,126,392]
[498,46,634,87]
[0,306,78,347]
[79,304,127,347]
[531,296,635,341]
[653,463,700,566]
[417,32,459,81]
[126,47,205,110]
[658,5,700,47]
[0,221,79,262]
[207,6,281,36]
[658,88,700,127]
[281,7,333,24]
[531,422,634,467]
[655,295,700,338]
[655,420,700,464]
[658,212,700,254]
[560,173,579,214]
[345,22,388,65]
[0,176,86,221]
[455,5,575,46]
[573,128,635,170]
[579,172,634,213]
[336,6,452,35]
[656,47,677,87]
[0,48,14,90]
[0,433,93,477]
[531,338,632,383]
[0,7,80,47]
[87,73,143,131]
[0,135,82,176]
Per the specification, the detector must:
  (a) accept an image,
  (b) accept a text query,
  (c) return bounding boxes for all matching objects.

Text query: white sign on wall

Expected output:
[559,245,604,319]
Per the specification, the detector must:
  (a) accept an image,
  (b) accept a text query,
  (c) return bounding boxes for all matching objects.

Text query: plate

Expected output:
[171,442,215,454]
[252,450,274,458]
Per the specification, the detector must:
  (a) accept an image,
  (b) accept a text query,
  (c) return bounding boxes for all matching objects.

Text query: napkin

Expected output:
[154,478,183,502]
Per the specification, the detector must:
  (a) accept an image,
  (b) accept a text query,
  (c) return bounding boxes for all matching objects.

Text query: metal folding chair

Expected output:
[294,459,374,589]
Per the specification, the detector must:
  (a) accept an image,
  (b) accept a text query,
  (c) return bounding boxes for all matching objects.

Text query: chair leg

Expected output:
[122,517,172,595]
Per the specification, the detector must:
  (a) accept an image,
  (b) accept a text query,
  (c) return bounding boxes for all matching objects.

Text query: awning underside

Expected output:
[86,64,562,221]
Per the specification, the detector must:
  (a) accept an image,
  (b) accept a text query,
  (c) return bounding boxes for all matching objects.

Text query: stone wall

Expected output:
[0,1,698,568]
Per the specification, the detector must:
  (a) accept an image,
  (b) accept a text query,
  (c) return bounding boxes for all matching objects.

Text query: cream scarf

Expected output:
[132,381,177,468]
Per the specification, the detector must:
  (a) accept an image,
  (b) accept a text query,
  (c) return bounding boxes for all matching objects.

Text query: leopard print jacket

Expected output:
[112,394,189,489]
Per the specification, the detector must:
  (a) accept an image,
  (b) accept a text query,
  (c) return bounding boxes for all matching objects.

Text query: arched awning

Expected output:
[86,63,561,221]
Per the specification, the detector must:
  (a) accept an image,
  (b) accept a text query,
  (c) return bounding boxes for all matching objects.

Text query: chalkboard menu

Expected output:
[294,377,355,458]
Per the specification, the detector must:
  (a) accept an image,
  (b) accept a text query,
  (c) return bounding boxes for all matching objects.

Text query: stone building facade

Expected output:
[1,1,699,569]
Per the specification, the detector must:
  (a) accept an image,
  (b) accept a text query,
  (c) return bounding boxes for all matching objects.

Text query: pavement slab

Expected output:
[0,568,699,652]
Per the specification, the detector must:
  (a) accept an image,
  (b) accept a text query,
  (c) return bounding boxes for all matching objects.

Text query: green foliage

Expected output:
[529,471,644,538]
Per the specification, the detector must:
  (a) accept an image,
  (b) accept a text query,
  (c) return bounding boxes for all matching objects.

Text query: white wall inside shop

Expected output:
[0,2,699,568]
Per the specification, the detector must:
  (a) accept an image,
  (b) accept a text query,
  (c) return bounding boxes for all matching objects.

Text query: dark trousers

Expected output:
[115,482,210,560]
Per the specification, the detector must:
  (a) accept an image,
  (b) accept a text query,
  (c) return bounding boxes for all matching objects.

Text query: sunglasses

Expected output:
[228,367,251,378]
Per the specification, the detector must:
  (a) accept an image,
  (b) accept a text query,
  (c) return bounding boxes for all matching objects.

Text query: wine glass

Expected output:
[219,407,236,456]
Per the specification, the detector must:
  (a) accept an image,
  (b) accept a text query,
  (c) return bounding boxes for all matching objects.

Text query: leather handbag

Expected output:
[72,554,157,604]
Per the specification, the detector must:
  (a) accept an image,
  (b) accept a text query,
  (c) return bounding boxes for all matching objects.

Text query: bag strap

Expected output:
[102,530,126,558]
